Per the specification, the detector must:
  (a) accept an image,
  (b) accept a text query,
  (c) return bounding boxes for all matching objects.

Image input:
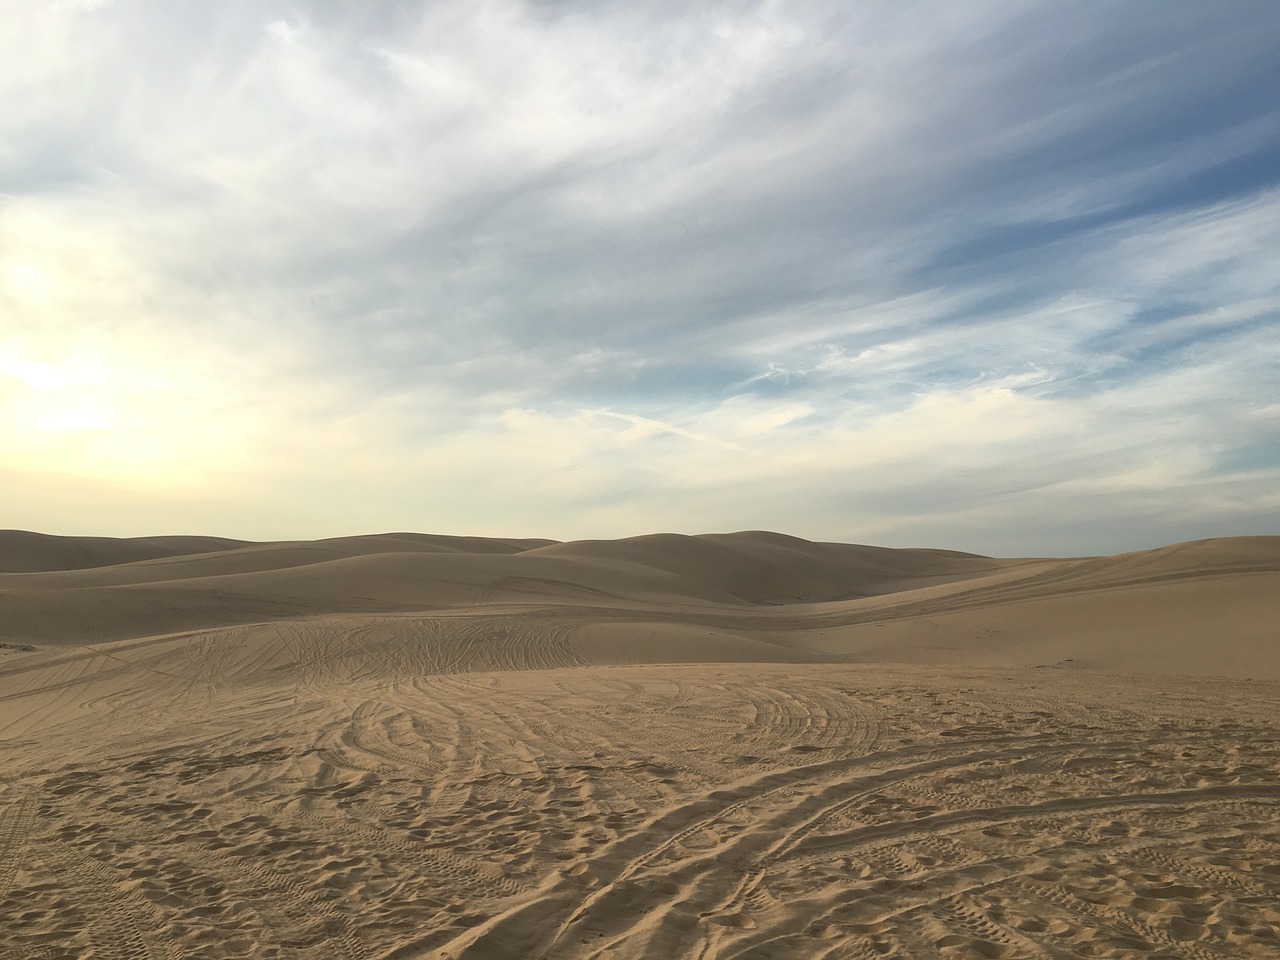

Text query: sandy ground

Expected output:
[1,530,1277,959]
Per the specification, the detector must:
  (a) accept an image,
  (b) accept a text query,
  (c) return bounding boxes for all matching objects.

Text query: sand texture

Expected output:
[1,531,1278,958]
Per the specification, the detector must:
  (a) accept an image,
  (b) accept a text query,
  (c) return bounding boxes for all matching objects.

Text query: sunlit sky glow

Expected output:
[3,1,1278,555]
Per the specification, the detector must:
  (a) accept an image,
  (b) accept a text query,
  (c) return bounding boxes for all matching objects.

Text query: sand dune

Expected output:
[0,529,248,573]
[524,531,1006,603]
[1,531,1277,958]
[1,531,1274,678]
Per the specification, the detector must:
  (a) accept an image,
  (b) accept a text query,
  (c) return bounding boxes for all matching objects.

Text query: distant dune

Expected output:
[2,530,1277,959]
[1,529,1275,678]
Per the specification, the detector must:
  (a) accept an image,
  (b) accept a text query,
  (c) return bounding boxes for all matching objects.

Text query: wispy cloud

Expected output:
[2,1,1278,552]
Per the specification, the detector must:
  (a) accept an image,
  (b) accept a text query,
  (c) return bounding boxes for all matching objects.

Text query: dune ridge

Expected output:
[1,530,1277,959]
[1,531,1274,679]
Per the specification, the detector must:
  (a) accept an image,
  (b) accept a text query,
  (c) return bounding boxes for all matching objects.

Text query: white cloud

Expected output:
[2,2,1278,551]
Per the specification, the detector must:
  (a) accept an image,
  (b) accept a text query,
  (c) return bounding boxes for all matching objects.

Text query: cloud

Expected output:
[2,1,1278,551]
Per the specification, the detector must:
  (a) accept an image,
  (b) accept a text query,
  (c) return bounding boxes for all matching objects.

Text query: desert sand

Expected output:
[1,530,1278,959]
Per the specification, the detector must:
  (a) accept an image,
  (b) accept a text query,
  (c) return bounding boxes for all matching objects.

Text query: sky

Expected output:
[2,1,1279,556]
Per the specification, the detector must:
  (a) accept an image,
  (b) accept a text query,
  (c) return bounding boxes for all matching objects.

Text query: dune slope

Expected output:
[1,531,1277,960]
[0,531,1274,678]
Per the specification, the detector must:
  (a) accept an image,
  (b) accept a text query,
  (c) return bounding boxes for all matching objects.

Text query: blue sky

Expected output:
[2,1,1278,555]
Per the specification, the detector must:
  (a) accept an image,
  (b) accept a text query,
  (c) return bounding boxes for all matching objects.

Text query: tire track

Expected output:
[40,841,176,960]
[0,788,38,899]
[473,726,1275,959]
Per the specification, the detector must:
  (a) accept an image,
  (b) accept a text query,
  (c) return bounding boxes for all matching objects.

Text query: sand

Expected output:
[1,531,1277,958]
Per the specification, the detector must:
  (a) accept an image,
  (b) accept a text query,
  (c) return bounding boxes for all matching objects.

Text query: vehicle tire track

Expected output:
[0,788,38,899]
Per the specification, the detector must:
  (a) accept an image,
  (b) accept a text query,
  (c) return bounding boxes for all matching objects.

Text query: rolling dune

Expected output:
[1,531,1277,958]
